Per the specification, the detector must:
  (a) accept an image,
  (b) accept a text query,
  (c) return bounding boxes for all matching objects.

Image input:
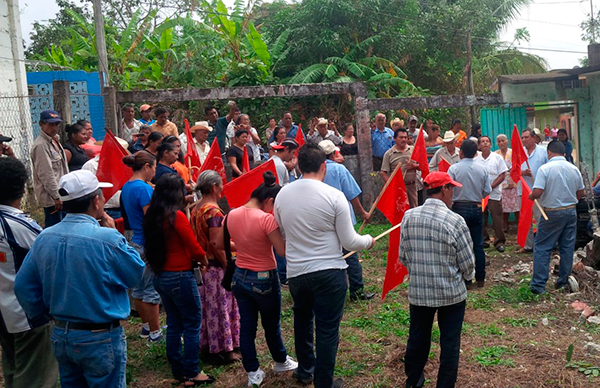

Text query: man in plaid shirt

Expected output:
[399,171,475,388]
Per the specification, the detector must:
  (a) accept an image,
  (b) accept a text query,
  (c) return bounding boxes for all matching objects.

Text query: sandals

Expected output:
[183,374,216,386]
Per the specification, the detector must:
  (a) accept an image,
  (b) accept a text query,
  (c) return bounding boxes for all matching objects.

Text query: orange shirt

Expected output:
[455,130,468,147]
[151,121,178,137]
[172,161,190,183]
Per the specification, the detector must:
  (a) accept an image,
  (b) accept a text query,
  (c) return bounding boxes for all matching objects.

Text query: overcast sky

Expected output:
[18,0,592,70]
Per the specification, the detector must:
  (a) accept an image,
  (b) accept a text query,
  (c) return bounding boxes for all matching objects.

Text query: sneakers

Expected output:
[139,326,150,339]
[147,330,163,344]
[247,369,265,387]
[273,355,298,372]
[292,370,314,385]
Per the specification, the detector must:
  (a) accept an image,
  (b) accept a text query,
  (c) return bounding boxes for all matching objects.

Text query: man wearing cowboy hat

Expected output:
[307,118,342,145]
[429,131,461,172]
[182,121,212,164]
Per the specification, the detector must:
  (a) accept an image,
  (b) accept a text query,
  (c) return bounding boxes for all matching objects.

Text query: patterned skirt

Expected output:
[502,187,520,213]
[199,266,240,354]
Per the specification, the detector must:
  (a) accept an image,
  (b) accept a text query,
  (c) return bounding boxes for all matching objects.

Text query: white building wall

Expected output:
[0,0,34,169]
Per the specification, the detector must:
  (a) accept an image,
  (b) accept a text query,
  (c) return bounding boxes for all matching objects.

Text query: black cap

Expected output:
[0,134,12,143]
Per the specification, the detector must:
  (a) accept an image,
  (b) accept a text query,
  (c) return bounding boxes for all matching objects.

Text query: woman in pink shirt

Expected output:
[218,171,298,387]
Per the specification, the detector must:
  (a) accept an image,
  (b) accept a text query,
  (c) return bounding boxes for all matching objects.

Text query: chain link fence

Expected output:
[0,92,35,173]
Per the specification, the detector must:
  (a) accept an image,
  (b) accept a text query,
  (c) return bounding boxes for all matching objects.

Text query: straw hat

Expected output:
[317,118,328,126]
[94,137,130,149]
[190,121,212,133]
[442,131,459,143]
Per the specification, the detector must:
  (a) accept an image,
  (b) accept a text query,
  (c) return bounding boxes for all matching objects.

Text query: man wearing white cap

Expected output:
[307,118,342,145]
[14,170,144,388]
[429,131,461,172]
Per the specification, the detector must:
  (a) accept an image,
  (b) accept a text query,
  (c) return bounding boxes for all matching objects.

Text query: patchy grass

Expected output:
[472,345,516,367]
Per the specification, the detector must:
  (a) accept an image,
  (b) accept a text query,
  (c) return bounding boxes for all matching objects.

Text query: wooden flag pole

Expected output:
[357,125,422,233]
[525,160,549,221]
[344,222,402,259]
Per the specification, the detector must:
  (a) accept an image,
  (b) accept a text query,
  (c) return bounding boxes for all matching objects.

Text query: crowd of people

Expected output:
[0,103,588,388]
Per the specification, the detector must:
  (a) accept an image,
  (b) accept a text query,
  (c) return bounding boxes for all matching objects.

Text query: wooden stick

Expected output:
[525,160,549,221]
[343,222,402,259]
[358,125,422,233]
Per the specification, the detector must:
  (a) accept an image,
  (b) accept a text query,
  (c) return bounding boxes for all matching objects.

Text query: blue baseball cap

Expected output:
[40,110,63,123]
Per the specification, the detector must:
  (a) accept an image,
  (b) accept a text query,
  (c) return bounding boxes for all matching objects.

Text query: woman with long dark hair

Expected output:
[144,131,164,156]
[63,122,90,171]
[121,151,163,343]
[143,174,215,386]
[558,129,574,163]
[217,171,297,386]
[163,135,191,184]
[191,171,241,364]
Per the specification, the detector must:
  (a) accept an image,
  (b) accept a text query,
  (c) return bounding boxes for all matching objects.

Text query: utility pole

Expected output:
[92,0,110,87]
[592,0,596,43]
[466,23,476,129]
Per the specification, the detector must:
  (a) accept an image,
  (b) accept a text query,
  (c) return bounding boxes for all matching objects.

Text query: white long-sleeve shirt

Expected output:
[274,179,372,278]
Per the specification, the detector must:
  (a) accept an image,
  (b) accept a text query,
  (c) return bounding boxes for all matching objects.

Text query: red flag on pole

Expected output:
[222,160,278,208]
[96,129,132,201]
[376,169,411,299]
[294,124,305,156]
[411,128,430,179]
[517,177,534,248]
[438,158,451,173]
[242,146,251,173]
[198,138,227,184]
[481,196,489,212]
[184,119,202,181]
[510,124,528,185]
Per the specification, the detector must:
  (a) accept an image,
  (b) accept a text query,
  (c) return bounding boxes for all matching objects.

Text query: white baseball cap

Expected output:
[58,170,113,201]
[318,139,339,155]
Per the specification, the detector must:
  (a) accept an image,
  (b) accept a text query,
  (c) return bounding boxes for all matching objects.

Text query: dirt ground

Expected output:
[3,223,600,387]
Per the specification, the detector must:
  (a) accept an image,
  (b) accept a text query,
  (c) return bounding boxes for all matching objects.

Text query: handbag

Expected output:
[221,215,236,291]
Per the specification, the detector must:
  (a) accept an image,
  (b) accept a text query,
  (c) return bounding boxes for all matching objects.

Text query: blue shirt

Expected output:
[323,159,362,225]
[14,214,144,324]
[128,139,145,154]
[140,118,155,125]
[154,163,178,183]
[121,180,153,245]
[371,127,394,158]
[268,124,303,143]
[448,158,491,203]
[520,145,548,189]
[533,156,584,208]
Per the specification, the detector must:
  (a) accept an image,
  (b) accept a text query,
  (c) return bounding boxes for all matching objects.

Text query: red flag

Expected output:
[510,124,528,185]
[199,138,227,184]
[376,169,411,299]
[438,158,451,173]
[481,196,489,212]
[242,146,251,173]
[294,124,305,156]
[517,177,534,248]
[222,160,278,208]
[184,119,202,181]
[411,127,430,179]
[96,130,132,201]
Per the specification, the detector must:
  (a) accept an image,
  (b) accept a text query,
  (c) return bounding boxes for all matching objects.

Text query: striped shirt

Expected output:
[399,198,475,307]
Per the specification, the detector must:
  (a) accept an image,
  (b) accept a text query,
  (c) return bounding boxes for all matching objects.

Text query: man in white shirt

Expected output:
[269,138,298,186]
[180,121,212,165]
[274,144,374,388]
[475,136,508,252]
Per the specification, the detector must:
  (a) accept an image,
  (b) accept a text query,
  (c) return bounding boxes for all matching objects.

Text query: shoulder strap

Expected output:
[223,214,232,263]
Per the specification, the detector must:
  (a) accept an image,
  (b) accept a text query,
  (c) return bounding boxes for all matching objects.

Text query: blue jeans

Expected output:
[289,269,347,388]
[530,208,577,294]
[232,268,287,372]
[452,203,486,282]
[274,249,287,284]
[51,325,126,388]
[153,271,202,379]
[343,249,364,294]
[43,206,66,228]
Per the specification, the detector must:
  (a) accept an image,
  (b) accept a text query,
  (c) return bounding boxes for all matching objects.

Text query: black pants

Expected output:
[405,300,466,388]
[289,269,347,388]
[342,249,364,294]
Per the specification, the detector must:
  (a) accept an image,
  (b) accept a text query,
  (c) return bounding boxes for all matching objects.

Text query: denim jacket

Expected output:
[14,214,144,324]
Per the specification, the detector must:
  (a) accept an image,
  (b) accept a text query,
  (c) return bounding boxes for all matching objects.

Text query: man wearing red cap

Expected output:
[399,171,475,388]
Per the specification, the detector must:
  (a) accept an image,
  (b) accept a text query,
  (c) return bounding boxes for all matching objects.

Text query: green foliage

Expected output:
[476,323,505,337]
[473,345,516,367]
[500,317,538,328]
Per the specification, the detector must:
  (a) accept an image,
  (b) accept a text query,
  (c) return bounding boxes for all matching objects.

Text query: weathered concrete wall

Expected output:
[500,82,565,104]
[567,88,593,170]
[584,74,600,173]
